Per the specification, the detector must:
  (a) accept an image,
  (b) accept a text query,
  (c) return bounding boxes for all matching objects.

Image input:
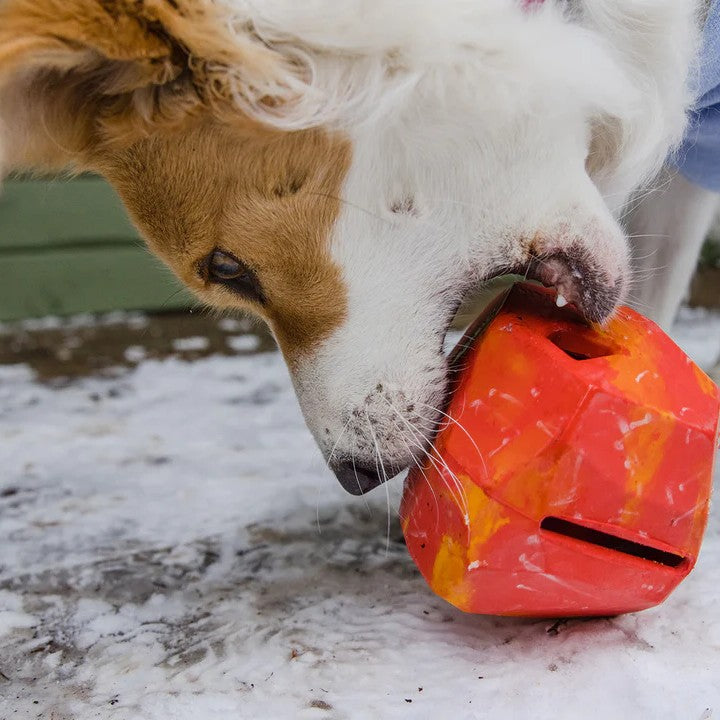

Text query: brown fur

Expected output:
[104,121,351,360]
[0,0,352,360]
[0,0,303,167]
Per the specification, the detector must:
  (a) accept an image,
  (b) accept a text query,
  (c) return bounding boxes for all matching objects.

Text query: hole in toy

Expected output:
[540,517,686,567]
[548,331,614,361]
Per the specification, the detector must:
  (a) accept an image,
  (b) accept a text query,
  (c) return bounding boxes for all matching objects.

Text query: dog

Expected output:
[0,0,712,495]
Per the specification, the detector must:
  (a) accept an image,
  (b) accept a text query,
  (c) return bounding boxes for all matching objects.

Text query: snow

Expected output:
[171,336,211,352]
[671,307,720,371]
[0,311,149,335]
[227,334,262,353]
[124,346,148,364]
[0,313,718,720]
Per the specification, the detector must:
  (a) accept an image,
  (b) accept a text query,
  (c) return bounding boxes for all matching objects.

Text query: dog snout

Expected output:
[318,374,448,495]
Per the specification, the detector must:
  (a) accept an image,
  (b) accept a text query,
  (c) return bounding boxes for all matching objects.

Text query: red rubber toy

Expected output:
[401,282,720,617]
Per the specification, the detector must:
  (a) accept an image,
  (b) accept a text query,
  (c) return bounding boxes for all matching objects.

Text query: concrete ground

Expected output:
[0,306,718,720]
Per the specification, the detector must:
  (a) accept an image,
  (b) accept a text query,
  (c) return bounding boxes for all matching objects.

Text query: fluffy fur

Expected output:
[0,0,706,491]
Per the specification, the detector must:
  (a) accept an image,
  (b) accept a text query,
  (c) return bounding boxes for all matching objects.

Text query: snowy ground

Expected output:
[0,309,718,720]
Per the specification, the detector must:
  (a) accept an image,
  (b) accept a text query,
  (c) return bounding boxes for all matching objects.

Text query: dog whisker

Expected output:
[326,414,352,468]
[308,191,393,226]
[417,401,489,481]
[365,409,393,555]
[383,398,470,523]
[421,451,471,537]
[627,266,671,280]
[615,179,674,222]
[620,293,659,312]
[159,286,188,310]
[627,233,671,241]
[388,411,446,526]
[308,190,460,240]
[388,411,442,531]
[350,451,374,514]
[408,414,444,433]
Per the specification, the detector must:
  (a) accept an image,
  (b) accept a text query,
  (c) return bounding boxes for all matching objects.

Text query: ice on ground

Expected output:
[0,312,718,720]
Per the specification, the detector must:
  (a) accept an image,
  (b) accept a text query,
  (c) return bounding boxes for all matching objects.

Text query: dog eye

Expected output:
[205,250,265,304]
[209,251,243,280]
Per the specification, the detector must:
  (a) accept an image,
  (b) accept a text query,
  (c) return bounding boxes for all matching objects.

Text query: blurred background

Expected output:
[0,175,279,377]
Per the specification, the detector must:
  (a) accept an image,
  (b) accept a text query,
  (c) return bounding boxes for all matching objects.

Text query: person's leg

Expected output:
[626,169,720,330]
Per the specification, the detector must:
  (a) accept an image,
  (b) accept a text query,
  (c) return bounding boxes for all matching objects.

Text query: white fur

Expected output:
[249,0,701,473]
[222,0,696,187]
[0,0,705,484]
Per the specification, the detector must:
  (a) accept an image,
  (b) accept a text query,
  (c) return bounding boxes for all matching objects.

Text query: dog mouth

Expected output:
[504,247,624,324]
[328,247,623,496]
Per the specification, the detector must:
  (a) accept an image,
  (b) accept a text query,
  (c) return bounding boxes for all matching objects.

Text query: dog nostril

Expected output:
[330,461,384,496]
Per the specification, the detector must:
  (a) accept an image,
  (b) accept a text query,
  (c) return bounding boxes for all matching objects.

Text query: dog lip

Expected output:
[487,250,621,324]
[331,461,384,495]
[330,459,403,495]
[526,251,621,323]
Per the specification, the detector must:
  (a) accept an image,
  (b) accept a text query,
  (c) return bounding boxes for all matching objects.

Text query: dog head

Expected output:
[0,0,696,493]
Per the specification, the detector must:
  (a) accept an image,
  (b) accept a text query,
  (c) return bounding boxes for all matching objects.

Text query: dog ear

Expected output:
[0,0,302,174]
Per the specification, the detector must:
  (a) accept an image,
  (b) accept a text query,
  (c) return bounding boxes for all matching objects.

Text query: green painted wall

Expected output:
[0,176,191,320]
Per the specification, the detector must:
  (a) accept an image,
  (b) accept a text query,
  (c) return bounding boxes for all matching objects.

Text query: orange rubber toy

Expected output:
[401,282,720,616]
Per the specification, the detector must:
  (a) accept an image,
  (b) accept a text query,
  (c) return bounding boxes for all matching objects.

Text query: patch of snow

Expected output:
[671,307,720,371]
[124,345,147,363]
[171,336,211,352]
[0,310,717,719]
[218,317,253,333]
[0,311,149,335]
[227,335,262,353]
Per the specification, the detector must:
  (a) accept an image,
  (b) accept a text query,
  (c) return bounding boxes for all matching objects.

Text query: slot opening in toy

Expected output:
[540,516,686,568]
[548,330,615,361]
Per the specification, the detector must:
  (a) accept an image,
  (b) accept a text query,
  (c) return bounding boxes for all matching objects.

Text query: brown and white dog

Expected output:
[0,0,709,494]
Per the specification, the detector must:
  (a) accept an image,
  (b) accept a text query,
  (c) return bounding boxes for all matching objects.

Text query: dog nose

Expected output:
[330,460,384,495]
